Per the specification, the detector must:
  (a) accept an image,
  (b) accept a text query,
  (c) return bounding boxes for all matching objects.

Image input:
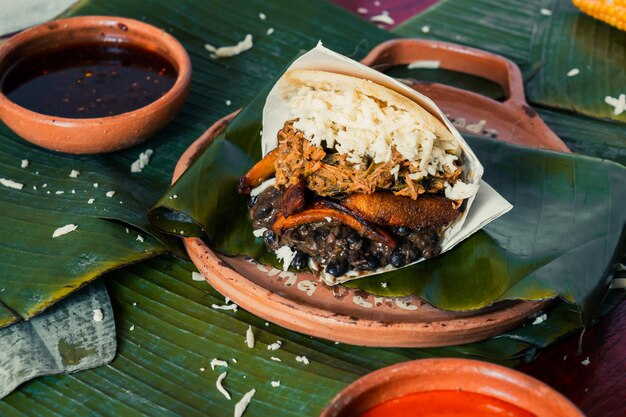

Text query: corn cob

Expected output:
[573,0,626,31]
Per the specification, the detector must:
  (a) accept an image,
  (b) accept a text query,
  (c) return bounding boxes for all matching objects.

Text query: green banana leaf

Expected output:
[394,0,626,123]
[0,280,115,399]
[0,0,392,324]
[150,79,626,319]
[0,255,620,416]
[0,126,182,328]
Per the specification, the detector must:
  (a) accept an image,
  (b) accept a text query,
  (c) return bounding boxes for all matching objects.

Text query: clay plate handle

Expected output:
[361,39,570,153]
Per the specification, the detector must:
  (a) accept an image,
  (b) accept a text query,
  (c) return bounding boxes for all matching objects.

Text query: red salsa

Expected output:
[360,390,537,417]
[1,43,176,118]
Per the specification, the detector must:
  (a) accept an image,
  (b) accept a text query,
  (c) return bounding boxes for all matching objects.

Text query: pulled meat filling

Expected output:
[243,121,465,278]
[274,120,462,200]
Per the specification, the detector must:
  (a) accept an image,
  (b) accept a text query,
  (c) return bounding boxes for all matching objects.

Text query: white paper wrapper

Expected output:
[260,42,512,285]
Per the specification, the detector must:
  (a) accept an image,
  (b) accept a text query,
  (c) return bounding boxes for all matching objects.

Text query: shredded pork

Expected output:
[274,121,461,199]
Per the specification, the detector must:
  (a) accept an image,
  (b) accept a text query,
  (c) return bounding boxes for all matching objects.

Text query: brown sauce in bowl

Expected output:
[1,42,177,118]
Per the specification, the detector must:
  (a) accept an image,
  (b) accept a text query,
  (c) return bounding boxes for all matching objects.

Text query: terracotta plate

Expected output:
[176,40,568,347]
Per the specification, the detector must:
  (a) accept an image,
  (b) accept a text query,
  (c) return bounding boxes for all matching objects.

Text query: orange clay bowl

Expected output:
[0,16,191,154]
[320,358,585,417]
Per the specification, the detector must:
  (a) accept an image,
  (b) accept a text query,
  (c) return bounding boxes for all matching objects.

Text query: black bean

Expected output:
[263,231,277,245]
[314,228,329,242]
[394,226,411,237]
[256,205,272,218]
[390,249,406,268]
[247,196,258,208]
[361,256,379,270]
[325,259,349,277]
[346,233,361,245]
[290,251,308,270]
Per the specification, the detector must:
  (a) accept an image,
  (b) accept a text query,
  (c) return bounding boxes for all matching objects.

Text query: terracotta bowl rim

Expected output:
[320,358,585,417]
[0,15,191,125]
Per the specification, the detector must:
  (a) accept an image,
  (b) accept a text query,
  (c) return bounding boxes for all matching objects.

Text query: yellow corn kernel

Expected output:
[573,0,626,31]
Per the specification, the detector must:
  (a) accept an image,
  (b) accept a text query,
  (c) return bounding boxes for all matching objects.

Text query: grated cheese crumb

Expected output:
[130,149,154,173]
[357,7,368,14]
[52,224,78,238]
[253,228,268,238]
[605,94,626,116]
[370,10,394,25]
[540,8,552,15]
[258,12,266,20]
[246,325,255,348]
[129,325,135,331]
[88,198,95,204]
[92,308,103,322]
[266,27,274,36]
[271,381,280,388]
[275,245,297,271]
[267,341,282,351]
[212,303,238,312]
[234,389,256,417]
[567,68,580,77]
[69,169,80,178]
[380,282,388,288]
[216,371,231,400]
[21,159,29,168]
[407,60,440,69]
[210,358,229,370]
[232,358,238,364]
[295,355,309,365]
[1,178,24,190]
[93,183,98,188]
[205,34,253,59]
[421,25,430,33]
[106,191,115,197]
[581,357,590,366]
[55,191,64,195]
[532,313,547,325]
[226,99,232,106]
[200,367,206,372]
[270,356,281,362]
[136,235,144,242]
[192,271,205,281]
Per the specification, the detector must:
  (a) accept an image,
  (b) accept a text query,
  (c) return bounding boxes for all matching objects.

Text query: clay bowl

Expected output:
[321,358,585,417]
[0,16,191,154]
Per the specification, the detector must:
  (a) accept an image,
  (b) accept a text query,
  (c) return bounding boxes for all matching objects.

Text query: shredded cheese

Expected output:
[205,34,253,59]
[284,85,460,179]
[52,224,78,238]
[370,11,394,25]
[0,178,24,190]
[130,149,153,173]
[271,381,280,388]
[275,245,296,271]
[246,325,255,348]
[234,389,256,417]
[216,372,231,400]
[407,60,440,69]
[267,341,282,351]
[211,358,229,370]
[21,159,29,169]
[69,169,80,178]
[295,355,309,365]
[192,271,205,281]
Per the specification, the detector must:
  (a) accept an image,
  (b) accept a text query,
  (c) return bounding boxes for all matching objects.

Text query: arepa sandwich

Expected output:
[239,69,483,285]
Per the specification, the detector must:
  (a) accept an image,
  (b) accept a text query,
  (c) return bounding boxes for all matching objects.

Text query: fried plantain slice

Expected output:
[273,204,397,248]
[280,178,307,217]
[340,192,459,229]
[238,149,278,194]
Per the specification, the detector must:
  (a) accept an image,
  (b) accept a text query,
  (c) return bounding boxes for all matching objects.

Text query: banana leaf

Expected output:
[150,79,626,320]
[0,256,620,416]
[0,280,115,399]
[0,0,392,324]
[393,0,626,123]
[0,126,182,328]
